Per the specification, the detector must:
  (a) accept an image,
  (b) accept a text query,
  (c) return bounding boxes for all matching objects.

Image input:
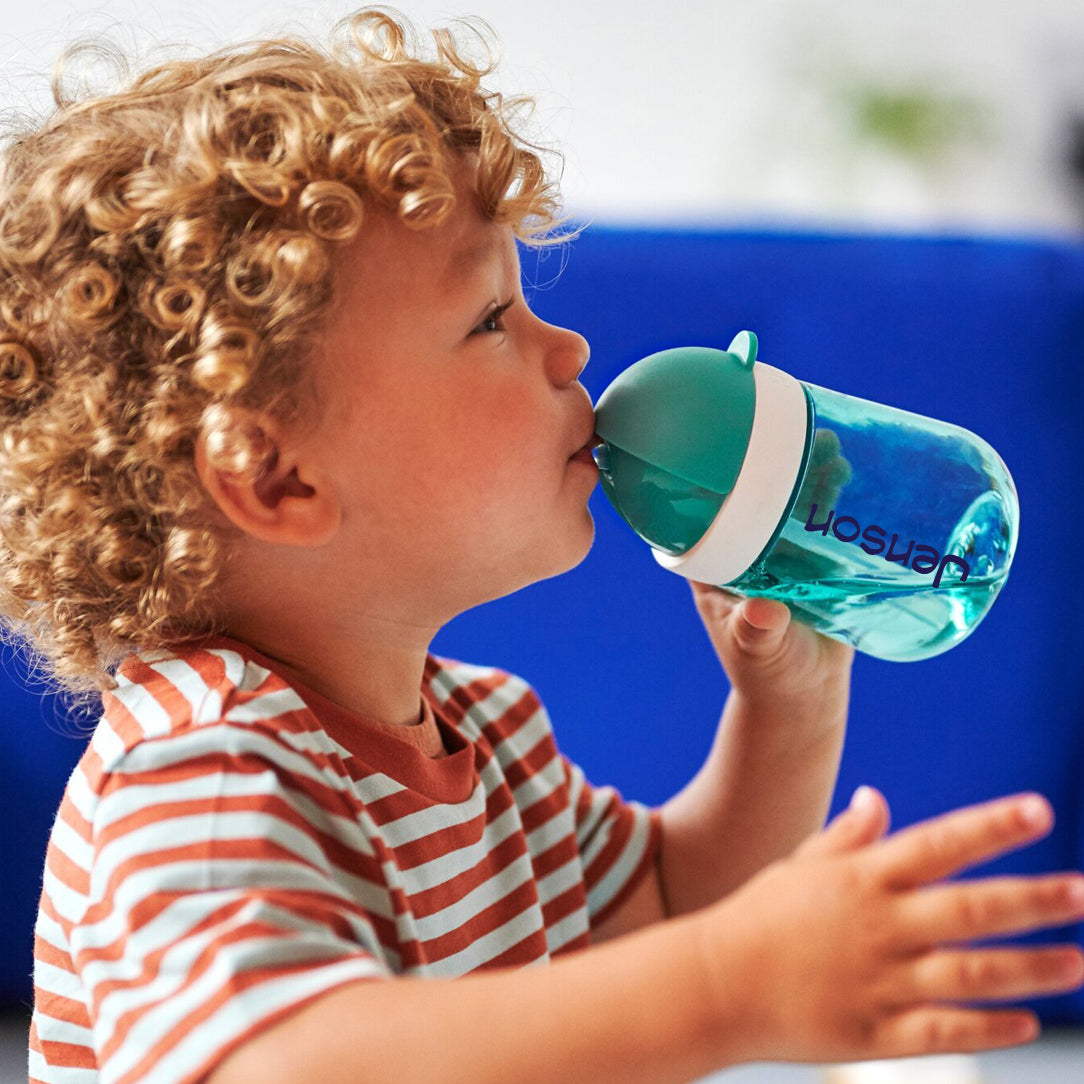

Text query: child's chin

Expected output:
[560,512,596,572]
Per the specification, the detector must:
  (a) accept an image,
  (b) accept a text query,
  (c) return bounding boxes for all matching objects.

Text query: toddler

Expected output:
[4,8,1083,1084]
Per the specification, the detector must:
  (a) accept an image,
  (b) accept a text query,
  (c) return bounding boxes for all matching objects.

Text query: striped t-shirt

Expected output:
[29,635,663,1084]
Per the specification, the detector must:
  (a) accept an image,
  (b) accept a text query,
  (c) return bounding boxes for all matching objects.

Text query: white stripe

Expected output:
[88,894,383,1034]
[102,937,386,1084]
[145,657,223,727]
[535,852,584,909]
[112,676,178,739]
[523,801,577,866]
[411,851,534,944]
[29,1042,98,1084]
[34,908,69,953]
[75,858,373,959]
[425,900,543,976]
[65,764,97,824]
[48,814,93,874]
[90,809,338,902]
[105,725,347,799]
[31,1010,94,1047]
[564,756,586,813]
[467,675,533,736]
[544,905,590,954]
[570,770,612,852]
[394,803,521,896]
[91,769,304,831]
[138,647,175,664]
[586,806,653,920]
[89,721,126,773]
[158,641,248,693]
[272,725,362,770]
[346,770,405,803]
[134,956,386,1084]
[579,800,616,868]
[509,747,564,812]
[204,647,257,691]
[32,958,86,1001]
[91,768,374,864]
[42,863,87,925]
[488,705,551,769]
[431,659,501,692]
[373,778,487,846]
[224,686,309,725]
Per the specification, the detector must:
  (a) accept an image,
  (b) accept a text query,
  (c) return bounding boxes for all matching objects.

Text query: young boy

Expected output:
[5,8,1083,1084]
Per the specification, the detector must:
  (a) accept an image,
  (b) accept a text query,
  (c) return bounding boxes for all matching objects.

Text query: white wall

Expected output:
[4,1,1084,236]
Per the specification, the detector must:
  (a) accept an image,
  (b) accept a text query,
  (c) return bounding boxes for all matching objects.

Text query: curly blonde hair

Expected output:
[0,5,576,709]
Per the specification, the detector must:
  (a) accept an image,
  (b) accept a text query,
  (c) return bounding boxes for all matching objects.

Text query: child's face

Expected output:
[300,162,597,620]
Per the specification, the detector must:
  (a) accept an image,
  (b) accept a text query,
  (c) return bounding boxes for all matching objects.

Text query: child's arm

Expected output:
[658,672,850,916]
[204,789,1084,1084]
[657,585,855,918]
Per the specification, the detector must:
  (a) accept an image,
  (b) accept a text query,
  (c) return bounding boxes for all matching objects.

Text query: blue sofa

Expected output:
[3,227,1082,1022]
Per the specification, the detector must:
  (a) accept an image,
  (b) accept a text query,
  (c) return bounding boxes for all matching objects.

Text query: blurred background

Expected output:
[8,0,1084,233]
[2,3,1084,1083]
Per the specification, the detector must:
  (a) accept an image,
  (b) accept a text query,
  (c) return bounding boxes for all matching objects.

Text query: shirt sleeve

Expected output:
[74,719,391,1084]
[559,753,664,928]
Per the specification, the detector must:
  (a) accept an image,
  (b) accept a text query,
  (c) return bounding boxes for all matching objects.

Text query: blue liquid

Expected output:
[723,383,1019,661]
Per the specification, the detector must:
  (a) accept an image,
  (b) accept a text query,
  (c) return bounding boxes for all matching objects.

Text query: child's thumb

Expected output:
[797,786,891,859]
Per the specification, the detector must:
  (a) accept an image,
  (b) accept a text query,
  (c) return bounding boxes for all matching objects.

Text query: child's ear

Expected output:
[194,414,340,548]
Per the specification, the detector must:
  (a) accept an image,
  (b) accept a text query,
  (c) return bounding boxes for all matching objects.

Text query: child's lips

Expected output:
[570,437,601,468]
[569,432,602,459]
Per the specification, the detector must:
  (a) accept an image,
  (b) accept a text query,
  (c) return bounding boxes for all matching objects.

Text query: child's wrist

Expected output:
[684,904,766,1069]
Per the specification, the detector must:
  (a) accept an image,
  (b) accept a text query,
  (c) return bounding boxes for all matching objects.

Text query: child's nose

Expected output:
[545,323,590,385]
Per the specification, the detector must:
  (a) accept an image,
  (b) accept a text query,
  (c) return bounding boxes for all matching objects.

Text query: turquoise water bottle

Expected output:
[592,331,1019,661]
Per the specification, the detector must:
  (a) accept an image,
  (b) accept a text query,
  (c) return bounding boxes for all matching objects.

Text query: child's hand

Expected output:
[692,788,1084,1066]
[688,580,854,705]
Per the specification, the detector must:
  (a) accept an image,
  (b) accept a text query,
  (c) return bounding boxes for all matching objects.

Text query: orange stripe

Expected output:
[499,729,556,792]
[35,1036,97,1069]
[582,792,633,889]
[93,784,375,882]
[97,745,359,838]
[419,875,541,963]
[475,925,550,970]
[37,889,75,939]
[530,830,580,880]
[34,930,76,972]
[114,959,384,1084]
[33,987,92,1026]
[95,893,378,1060]
[57,792,93,844]
[386,803,491,871]
[541,881,587,932]
[591,807,664,929]
[79,834,375,938]
[407,829,531,918]
[44,837,90,896]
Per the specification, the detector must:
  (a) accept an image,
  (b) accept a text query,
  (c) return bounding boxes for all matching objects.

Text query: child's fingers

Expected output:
[893,944,1084,1006]
[796,786,890,860]
[897,873,1084,946]
[876,1005,1040,1057]
[871,793,1054,889]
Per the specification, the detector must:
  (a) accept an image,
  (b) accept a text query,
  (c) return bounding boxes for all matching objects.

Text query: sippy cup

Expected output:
[592,331,1019,662]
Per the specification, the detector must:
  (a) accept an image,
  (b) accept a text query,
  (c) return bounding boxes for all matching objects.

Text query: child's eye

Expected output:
[471,298,515,336]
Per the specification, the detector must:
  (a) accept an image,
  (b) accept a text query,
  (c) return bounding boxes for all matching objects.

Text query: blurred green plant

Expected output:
[835,83,993,165]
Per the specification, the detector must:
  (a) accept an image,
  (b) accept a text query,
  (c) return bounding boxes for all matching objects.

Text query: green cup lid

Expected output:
[594,331,759,497]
